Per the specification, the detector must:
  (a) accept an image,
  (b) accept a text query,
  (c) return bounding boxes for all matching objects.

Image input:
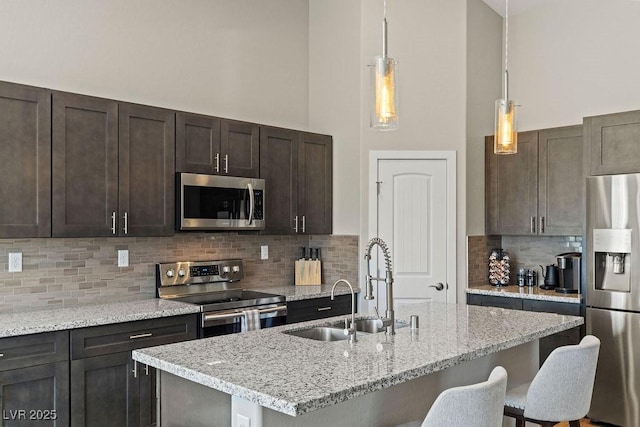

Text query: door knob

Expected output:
[429,283,445,291]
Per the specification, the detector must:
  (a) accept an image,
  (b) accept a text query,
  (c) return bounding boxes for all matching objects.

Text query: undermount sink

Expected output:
[330,318,410,333]
[283,326,353,341]
[283,319,410,342]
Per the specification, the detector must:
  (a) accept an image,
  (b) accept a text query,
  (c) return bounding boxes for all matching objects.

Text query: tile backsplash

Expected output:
[468,235,582,287]
[0,234,359,313]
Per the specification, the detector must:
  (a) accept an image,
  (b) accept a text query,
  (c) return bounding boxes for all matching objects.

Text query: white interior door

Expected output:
[376,158,450,306]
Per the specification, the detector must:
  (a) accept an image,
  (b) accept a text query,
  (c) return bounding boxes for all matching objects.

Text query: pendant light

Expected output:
[371,0,398,131]
[494,0,517,154]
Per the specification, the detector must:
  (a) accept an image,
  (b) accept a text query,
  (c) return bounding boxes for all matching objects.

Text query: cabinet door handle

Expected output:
[123,212,128,235]
[111,212,117,235]
[215,153,220,173]
[224,155,229,174]
[317,307,332,311]
[130,332,153,340]
[294,215,299,233]
[144,364,149,376]
[302,215,306,233]
[540,216,545,233]
[530,216,536,234]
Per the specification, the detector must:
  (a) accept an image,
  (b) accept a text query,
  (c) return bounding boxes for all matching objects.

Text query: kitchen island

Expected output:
[133,301,582,427]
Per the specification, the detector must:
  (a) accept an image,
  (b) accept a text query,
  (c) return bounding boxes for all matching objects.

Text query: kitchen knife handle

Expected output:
[294,215,299,233]
[301,246,306,260]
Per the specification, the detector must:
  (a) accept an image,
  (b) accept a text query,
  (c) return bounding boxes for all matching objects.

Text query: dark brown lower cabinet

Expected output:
[286,295,353,324]
[70,315,197,427]
[467,293,582,366]
[0,362,69,427]
[70,352,150,427]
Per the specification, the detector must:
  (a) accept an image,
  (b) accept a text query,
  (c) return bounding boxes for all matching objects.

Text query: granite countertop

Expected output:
[255,284,360,301]
[0,284,356,339]
[467,284,582,304]
[132,301,583,417]
[0,299,201,338]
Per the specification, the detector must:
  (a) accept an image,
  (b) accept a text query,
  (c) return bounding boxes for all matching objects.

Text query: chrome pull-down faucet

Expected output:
[364,237,395,335]
[331,279,357,343]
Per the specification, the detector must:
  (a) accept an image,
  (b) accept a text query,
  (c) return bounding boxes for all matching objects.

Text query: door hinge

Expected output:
[376,181,383,195]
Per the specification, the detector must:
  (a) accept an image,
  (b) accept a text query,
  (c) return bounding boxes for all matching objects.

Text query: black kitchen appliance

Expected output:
[156,260,285,338]
[540,264,559,289]
[555,252,581,293]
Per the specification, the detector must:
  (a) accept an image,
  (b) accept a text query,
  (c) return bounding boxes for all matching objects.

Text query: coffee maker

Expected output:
[555,252,581,293]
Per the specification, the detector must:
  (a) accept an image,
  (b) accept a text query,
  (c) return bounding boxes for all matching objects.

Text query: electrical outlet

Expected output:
[260,245,268,260]
[237,414,251,427]
[8,252,22,273]
[117,250,129,267]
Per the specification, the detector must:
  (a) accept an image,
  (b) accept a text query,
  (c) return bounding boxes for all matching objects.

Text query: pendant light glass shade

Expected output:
[371,56,398,130]
[494,0,517,154]
[494,98,517,154]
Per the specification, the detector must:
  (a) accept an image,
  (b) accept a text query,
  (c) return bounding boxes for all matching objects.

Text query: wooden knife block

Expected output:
[295,260,322,286]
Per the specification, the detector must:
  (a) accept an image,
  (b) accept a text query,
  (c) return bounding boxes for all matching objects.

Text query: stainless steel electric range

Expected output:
[156,260,286,338]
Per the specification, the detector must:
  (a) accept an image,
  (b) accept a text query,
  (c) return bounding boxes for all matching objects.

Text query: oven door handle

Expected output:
[247,182,255,225]
[203,305,287,322]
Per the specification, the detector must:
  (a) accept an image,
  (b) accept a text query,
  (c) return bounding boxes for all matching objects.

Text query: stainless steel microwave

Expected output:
[177,173,265,231]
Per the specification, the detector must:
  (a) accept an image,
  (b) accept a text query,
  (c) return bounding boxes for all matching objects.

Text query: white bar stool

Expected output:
[503,335,600,427]
[397,366,508,427]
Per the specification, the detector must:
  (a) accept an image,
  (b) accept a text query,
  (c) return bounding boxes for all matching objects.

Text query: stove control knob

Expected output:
[178,269,186,277]
[166,269,175,278]
[222,266,231,274]
[232,265,240,273]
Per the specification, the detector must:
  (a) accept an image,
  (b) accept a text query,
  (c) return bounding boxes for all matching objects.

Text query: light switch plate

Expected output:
[117,250,129,267]
[8,252,22,272]
[260,245,268,260]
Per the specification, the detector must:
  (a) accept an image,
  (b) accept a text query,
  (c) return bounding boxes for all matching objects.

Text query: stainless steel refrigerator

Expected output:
[586,173,640,426]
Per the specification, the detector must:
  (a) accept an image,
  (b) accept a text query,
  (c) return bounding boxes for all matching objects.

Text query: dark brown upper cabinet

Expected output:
[119,103,175,237]
[585,109,640,176]
[0,81,51,237]
[298,132,332,234]
[176,112,259,178]
[485,125,583,236]
[53,92,175,237]
[260,126,332,235]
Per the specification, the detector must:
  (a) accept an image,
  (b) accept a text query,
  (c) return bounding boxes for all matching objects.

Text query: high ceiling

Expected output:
[481,0,557,17]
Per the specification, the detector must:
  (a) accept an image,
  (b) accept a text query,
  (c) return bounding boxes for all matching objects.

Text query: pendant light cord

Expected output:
[384,0,387,20]
[505,0,509,74]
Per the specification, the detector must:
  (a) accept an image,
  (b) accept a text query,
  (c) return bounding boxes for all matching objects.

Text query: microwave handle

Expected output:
[247,182,255,225]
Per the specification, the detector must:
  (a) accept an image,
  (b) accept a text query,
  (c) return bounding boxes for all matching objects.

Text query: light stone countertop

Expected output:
[467,284,582,304]
[255,284,360,301]
[0,285,356,339]
[0,299,201,338]
[132,301,583,417]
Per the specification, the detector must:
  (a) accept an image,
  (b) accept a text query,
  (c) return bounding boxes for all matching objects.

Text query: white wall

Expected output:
[466,0,502,236]
[308,1,362,235]
[0,0,309,129]
[509,0,640,130]
[359,0,468,302]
